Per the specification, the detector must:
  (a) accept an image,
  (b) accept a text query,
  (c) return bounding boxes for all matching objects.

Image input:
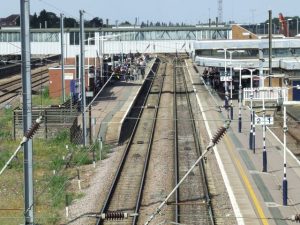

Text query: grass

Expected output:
[0,134,113,224]
[0,91,114,224]
[0,107,13,139]
[48,175,69,207]
[92,141,112,161]
[32,87,61,107]
[0,125,73,224]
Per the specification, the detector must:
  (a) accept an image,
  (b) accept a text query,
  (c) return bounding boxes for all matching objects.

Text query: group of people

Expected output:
[202,67,221,91]
[112,55,147,82]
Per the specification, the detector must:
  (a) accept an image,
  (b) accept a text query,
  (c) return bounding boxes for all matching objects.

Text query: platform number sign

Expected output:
[255,115,274,125]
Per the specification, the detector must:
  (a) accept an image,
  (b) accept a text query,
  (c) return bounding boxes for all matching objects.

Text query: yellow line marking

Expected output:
[224,135,269,225]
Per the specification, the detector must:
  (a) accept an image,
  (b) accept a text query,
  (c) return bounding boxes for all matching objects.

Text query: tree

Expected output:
[64,17,78,28]
[31,13,39,28]
[88,17,103,27]
[37,10,59,28]
[140,22,146,27]
[120,21,132,26]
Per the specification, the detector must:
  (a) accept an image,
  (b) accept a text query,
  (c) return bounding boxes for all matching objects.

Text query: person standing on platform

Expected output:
[140,59,146,79]
[133,67,138,81]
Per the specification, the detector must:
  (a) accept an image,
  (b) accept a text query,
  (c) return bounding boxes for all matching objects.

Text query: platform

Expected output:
[91,58,156,144]
[188,59,300,225]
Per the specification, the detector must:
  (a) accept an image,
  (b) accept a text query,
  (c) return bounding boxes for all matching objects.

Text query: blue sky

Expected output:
[2,0,300,24]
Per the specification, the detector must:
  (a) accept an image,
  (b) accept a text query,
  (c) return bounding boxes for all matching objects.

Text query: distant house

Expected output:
[0,14,20,27]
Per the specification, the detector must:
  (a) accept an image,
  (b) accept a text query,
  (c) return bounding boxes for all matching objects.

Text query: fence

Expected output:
[13,101,79,140]
[243,87,288,107]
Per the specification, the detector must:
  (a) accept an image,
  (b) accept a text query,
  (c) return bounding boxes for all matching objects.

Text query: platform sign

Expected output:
[86,91,94,97]
[64,73,74,80]
[254,115,274,125]
[220,76,232,82]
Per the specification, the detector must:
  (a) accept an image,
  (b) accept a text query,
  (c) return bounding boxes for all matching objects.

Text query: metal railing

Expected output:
[243,87,288,103]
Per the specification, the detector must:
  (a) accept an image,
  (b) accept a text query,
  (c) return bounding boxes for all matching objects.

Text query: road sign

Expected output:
[254,115,274,125]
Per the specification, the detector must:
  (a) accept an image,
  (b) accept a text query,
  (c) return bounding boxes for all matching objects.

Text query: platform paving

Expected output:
[91,59,156,144]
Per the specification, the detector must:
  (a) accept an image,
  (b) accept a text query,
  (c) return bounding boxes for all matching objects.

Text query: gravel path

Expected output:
[67,146,125,225]
[138,60,175,225]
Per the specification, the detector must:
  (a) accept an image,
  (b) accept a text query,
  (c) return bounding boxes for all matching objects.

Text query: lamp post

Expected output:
[87,36,104,90]
[228,50,245,120]
[245,68,256,151]
[87,37,95,89]
[256,23,260,34]
[297,17,299,35]
[262,78,267,172]
[266,22,275,35]
[217,48,228,109]
[100,35,120,80]
[258,48,267,170]
[238,66,242,132]
[287,18,293,37]
[283,100,288,205]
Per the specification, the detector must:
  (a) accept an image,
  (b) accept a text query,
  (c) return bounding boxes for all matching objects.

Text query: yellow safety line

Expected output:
[224,135,269,225]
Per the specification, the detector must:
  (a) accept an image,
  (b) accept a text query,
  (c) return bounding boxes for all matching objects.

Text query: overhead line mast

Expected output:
[218,0,223,23]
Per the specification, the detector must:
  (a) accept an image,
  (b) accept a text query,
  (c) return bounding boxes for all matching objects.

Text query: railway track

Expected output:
[96,55,216,225]
[97,59,165,225]
[173,58,214,224]
[0,69,49,105]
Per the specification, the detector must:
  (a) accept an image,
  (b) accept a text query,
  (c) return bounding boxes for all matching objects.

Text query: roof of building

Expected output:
[0,14,19,27]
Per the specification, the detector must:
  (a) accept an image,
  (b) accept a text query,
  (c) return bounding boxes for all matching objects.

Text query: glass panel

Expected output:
[70,32,75,45]
[85,32,95,45]
[74,32,79,45]
[70,32,79,45]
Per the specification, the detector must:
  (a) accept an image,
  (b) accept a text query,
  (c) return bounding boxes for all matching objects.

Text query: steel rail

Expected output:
[181,60,215,225]
[173,57,180,224]
[0,69,48,90]
[132,61,167,225]
[0,71,49,105]
[96,58,161,225]
[174,58,215,225]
